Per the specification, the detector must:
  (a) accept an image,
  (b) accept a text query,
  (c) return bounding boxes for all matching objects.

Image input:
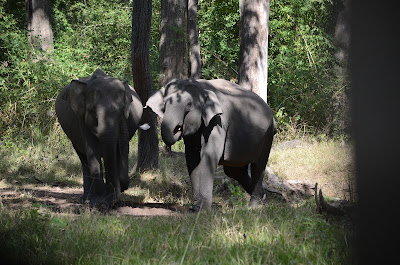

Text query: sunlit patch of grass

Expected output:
[269,140,354,199]
[0,136,82,187]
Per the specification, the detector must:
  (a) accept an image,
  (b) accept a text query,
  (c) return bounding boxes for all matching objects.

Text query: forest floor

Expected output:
[0,136,357,264]
[0,137,355,217]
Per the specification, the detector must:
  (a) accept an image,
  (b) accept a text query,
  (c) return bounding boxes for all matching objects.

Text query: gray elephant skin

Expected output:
[55,69,143,208]
[146,79,276,211]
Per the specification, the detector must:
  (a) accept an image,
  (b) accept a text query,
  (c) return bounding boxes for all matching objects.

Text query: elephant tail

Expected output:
[272,118,277,135]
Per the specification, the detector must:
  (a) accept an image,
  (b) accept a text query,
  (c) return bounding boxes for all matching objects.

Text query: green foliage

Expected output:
[198,0,240,80]
[52,0,133,78]
[268,0,343,133]
[0,0,348,142]
[227,180,247,206]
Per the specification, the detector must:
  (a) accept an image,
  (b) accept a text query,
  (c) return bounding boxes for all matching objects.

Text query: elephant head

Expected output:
[63,69,137,203]
[146,79,223,146]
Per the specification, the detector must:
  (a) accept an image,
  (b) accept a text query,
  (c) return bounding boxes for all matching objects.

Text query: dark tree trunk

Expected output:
[159,0,188,87]
[131,0,159,171]
[188,0,201,79]
[238,0,270,102]
[25,0,53,57]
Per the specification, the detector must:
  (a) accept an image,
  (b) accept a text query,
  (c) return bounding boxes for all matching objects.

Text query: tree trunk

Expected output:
[25,0,53,57]
[131,0,159,171]
[238,0,270,102]
[159,0,188,87]
[330,0,351,134]
[188,0,201,79]
[334,0,351,71]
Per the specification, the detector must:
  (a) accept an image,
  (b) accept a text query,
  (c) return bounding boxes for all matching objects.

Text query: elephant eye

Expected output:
[184,102,192,114]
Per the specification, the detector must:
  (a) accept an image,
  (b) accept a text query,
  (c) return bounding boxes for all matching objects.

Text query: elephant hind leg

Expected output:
[249,163,266,207]
[249,131,274,207]
[223,165,252,194]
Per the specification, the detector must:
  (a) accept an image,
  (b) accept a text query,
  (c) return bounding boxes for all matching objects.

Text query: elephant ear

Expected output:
[90,68,108,81]
[123,81,134,119]
[63,80,87,118]
[202,90,223,127]
[145,88,166,119]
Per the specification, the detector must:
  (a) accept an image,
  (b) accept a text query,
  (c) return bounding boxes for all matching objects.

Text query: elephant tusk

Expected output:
[139,123,151,130]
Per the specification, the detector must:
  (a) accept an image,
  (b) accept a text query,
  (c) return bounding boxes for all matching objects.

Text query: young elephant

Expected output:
[55,69,143,209]
[146,79,276,211]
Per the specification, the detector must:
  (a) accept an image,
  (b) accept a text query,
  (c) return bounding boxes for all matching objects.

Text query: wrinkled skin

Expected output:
[146,79,276,211]
[55,69,143,209]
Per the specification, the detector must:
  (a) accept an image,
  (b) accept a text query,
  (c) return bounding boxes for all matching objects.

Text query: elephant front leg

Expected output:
[185,126,225,211]
[73,145,104,203]
[189,165,216,211]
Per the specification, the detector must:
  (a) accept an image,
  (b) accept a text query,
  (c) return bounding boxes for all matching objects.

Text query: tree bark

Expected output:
[330,0,351,134]
[334,0,351,70]
[25,0,53,57]
[188,0,201,79]
[159,0,188,87]
[238,0,270,102]
[131,0,159,171]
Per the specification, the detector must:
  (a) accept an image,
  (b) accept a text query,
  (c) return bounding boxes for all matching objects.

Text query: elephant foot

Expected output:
[88,185,120,210]
[249,194,266,208]
[190,200,212,212]
[79,193,90,204]
[120,177,130,193]
[189,205,202,212]
[81,176,106,204]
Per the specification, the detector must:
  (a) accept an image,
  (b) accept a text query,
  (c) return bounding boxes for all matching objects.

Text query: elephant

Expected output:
[55,69,143,209]
[146,79,276,211]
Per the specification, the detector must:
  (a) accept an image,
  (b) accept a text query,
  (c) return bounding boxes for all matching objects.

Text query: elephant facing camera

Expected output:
[146,79,276,211]
[55,69,143,209]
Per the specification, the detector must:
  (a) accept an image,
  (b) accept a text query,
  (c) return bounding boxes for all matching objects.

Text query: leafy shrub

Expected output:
[198,0,240,80]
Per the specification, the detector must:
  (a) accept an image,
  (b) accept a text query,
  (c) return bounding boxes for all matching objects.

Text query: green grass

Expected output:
[269,140,354,200]
[0,134,356,264]
[0,201,355,264]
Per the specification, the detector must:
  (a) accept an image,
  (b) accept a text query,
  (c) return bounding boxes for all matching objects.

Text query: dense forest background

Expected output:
[0,0,349,142]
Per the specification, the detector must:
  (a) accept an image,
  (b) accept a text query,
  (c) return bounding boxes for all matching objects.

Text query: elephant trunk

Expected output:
[161,112,183,146]
[100,132,121,203]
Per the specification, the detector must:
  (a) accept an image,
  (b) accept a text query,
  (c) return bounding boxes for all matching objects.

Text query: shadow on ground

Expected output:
[0,186,186,217]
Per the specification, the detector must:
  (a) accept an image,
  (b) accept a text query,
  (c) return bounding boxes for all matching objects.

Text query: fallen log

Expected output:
[315,182,356,217]
[263,166,315,203]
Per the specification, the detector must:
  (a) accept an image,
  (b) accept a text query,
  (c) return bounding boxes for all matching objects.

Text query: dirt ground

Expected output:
[0,185,186,217]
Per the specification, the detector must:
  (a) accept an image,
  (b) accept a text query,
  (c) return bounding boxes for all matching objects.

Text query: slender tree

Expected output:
[25,0,53,57]
[159,0,188,87]
[188,0,201,79]
[131,0,159,170]
[334,0,351,78]
[332,0,351,133]
[238,0,270,101]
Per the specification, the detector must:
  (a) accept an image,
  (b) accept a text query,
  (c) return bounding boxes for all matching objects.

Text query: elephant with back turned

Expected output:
[55,69,143,209]
[146,79,276,211]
